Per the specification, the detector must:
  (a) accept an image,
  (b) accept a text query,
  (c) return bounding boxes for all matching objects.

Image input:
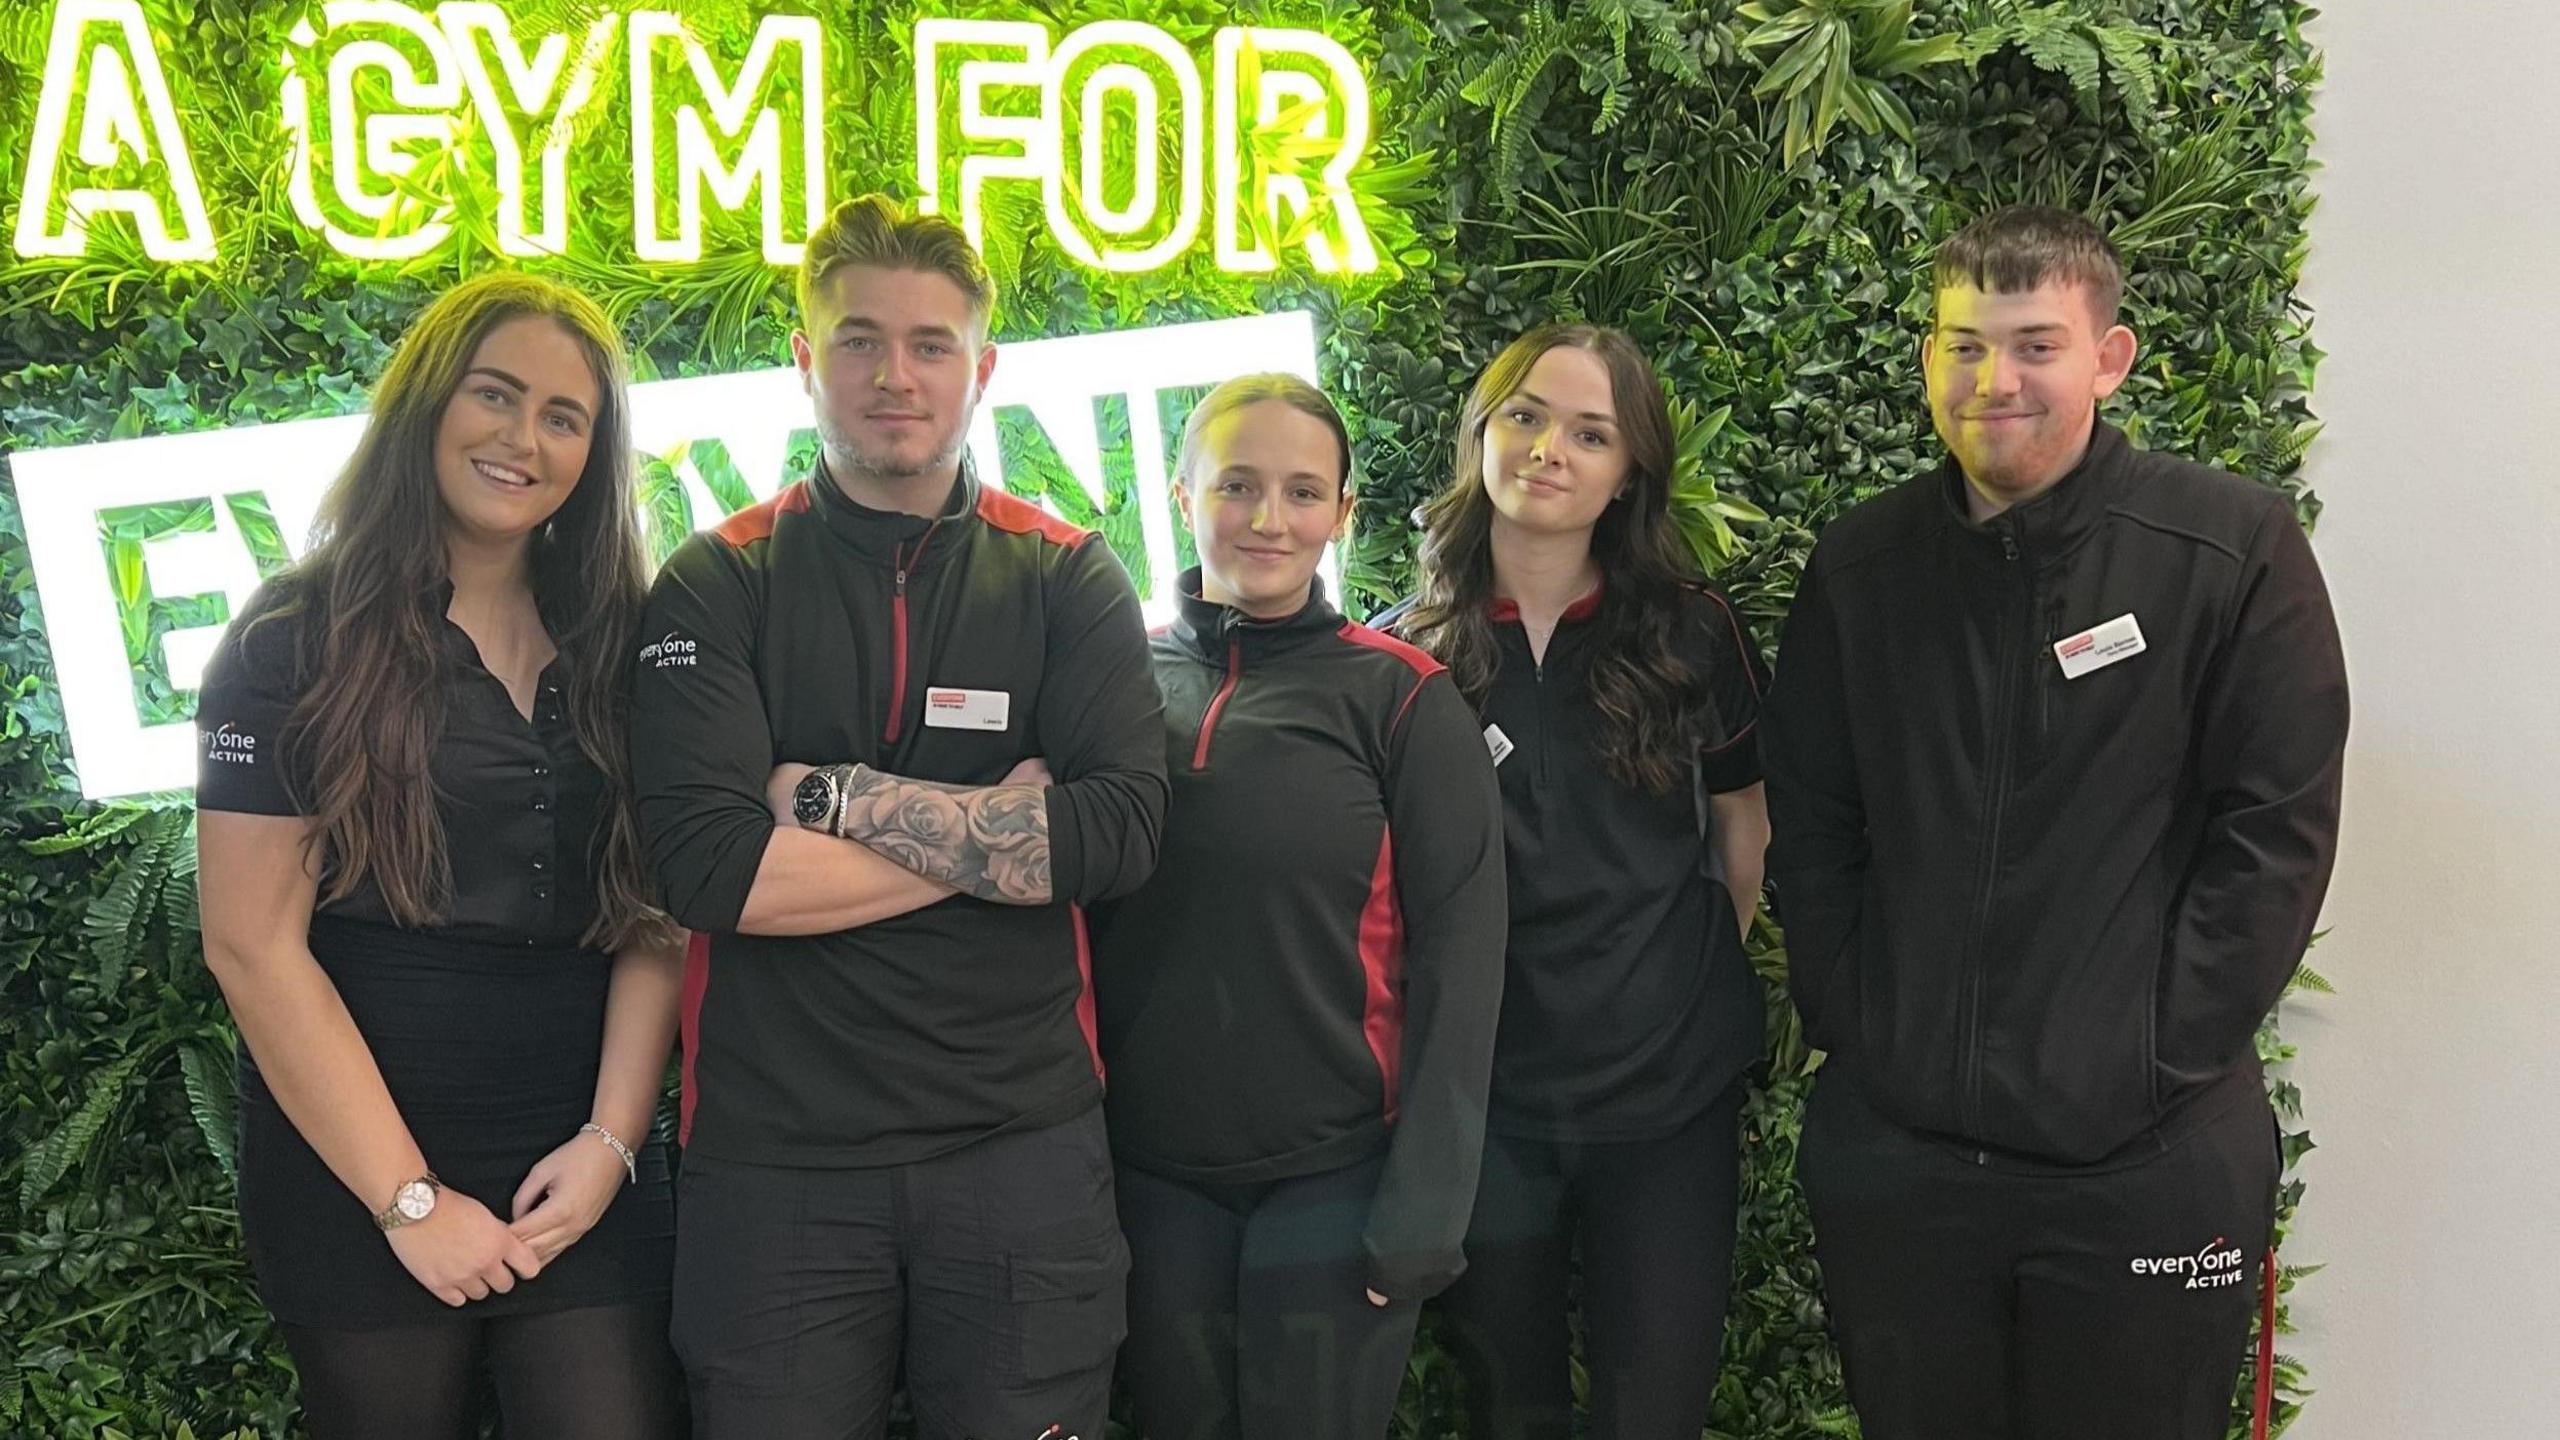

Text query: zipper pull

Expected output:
[1999,532,2018,562]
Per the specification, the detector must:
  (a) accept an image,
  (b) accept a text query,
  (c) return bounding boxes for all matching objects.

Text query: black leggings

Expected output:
[279,1298,683,1440]
[1435,1087,1744,1440]
[1115,1153,1422,1440]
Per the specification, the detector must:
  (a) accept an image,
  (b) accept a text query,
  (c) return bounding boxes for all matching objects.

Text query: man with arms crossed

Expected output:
[1763,205,2347,1440]
[630,194,1167,1438]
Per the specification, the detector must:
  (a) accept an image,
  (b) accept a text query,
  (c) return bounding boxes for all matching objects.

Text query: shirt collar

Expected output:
[1166,566,1342,664]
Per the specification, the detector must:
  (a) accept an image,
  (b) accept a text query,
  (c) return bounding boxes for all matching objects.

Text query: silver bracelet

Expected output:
[579,1122,637,1185]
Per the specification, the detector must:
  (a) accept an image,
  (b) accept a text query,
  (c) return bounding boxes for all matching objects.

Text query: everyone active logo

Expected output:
[2127,1236,2249,1290]
[198,722,257,763]
[638,631,697,669]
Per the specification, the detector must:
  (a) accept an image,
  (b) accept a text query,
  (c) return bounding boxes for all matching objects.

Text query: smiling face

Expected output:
[1924,280,2138,517]
[792,262,997,498]
[1479,344,1629,542]
[431,314,601,549]
[1177,399,1352,619]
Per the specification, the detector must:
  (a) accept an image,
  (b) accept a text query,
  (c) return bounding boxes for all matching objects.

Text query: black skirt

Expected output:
[236,916,674,1328]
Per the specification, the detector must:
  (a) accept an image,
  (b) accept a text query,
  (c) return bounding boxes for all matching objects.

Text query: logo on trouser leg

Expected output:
[2128,1236,2250,1290]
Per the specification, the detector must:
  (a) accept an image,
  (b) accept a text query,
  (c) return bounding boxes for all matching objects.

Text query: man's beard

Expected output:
[820,413,967,483]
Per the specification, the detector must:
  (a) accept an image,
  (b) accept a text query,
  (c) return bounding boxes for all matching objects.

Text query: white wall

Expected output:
[2289,4,2560,1436]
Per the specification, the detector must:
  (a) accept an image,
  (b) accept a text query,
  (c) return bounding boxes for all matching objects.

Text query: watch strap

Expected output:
[372,1171,441,1231]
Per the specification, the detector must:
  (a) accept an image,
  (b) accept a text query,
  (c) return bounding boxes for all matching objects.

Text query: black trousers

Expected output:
[671,1108,1127,1440]
[1114,1152,1420,1440]
[1435,1087,1745,1440]
[1797,1072,2278,1440]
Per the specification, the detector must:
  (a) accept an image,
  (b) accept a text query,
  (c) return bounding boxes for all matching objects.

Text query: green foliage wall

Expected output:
[0,1,2323,1434]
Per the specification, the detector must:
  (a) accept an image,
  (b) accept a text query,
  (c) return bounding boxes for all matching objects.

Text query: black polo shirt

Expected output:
[194,578,606,948]
[1465,581,1767,1142]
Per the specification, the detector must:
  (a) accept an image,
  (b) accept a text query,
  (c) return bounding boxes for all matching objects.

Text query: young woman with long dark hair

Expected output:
[1391,324,1772,1439]
[1091,374,1508,1438]
[193,273,683,1438]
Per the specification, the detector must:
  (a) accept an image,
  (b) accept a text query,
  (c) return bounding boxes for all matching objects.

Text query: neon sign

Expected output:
[914,20,1374,274]
[14,311,1330,798]
[13,0,215,261]
[12,0,1382,274]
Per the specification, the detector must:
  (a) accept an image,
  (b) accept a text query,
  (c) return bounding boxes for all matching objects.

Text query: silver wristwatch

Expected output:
[792,762,860,836]
[373,1172,441,1231]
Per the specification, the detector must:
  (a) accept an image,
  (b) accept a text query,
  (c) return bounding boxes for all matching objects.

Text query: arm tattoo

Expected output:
[836,764,1052,905]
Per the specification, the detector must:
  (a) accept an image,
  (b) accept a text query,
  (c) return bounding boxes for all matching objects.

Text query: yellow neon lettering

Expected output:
[11,0,217,262]
[912,19,1051,258]
[1043,23,1201,274]
[627,11,825,266]
[1213,28,1377,274]
[282,1,461,261]
[437,3,619,259]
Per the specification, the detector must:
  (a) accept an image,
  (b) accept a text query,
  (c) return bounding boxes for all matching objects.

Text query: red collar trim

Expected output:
[1486,580,1604,625]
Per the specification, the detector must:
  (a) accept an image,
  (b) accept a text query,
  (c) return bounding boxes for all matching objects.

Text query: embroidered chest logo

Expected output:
[638,631,698,669]
[2127,1236,2249,1290]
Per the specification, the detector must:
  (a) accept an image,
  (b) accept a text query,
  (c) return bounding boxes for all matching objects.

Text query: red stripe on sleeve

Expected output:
[711,481,811,547]
[1072,904,1104,1083]
[1356,827,1407,1121]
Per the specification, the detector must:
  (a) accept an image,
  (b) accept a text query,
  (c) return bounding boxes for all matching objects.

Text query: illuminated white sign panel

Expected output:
[15,0,1380,275]
[16,311,1326,798]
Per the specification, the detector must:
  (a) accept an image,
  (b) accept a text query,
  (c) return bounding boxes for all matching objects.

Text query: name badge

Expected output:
[2053,614,2147,680]
[1483,723,1514,766]
[923,687,1011,731]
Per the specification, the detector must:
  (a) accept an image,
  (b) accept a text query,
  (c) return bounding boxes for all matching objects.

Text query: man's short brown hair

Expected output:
[1933,205,2125,326]
[797,194,996,337]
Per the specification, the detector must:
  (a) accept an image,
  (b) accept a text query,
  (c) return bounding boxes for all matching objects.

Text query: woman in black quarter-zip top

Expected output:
[1091,373,1507,1439]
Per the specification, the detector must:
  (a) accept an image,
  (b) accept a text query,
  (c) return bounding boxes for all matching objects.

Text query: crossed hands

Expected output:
[384,1134,631,1308]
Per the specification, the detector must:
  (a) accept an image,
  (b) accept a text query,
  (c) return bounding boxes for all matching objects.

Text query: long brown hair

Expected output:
[254,272,666,950]
[1401,323,1710,794]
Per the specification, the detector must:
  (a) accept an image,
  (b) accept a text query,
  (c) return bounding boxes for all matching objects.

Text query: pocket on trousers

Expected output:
[1007,1230,1130,1384]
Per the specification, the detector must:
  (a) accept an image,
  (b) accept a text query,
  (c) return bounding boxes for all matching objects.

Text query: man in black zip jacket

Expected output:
[629,196,1167,1439]
[1763,206,2348,1440]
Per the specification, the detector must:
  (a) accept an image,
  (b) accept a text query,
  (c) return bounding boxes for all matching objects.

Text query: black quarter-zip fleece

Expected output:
[1091,572,1508,1300]
[629,458,1169,1167]
[1764,420,2349,1168]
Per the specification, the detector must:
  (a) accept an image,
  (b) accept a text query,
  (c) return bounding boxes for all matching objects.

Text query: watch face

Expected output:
[793,770,834,827]
[395,1179,436,1221]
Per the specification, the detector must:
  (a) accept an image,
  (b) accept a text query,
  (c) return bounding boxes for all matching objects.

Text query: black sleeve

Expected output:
[1362,670,1507,1302]
[1035,536,1170,903]
[194,582,307,816]
[1692,584,1768,794]
[628,536,774,934]
[2157,503,2348,1082]
[1760,549,1866,1052]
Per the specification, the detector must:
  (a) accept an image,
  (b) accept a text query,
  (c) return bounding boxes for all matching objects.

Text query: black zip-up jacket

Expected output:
[630,460,1168,1167]
[1764,421,2348,1167]
[1091,573,1507,1300]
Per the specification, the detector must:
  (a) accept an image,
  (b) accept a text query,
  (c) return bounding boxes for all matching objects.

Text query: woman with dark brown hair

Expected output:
[193,272,682,1438]
[1388,323,1772,1439]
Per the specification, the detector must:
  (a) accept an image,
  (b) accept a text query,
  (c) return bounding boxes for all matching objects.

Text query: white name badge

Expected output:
[2053,614,2147,680]
[923,687,1012,731]
[1484,723,1515,766]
